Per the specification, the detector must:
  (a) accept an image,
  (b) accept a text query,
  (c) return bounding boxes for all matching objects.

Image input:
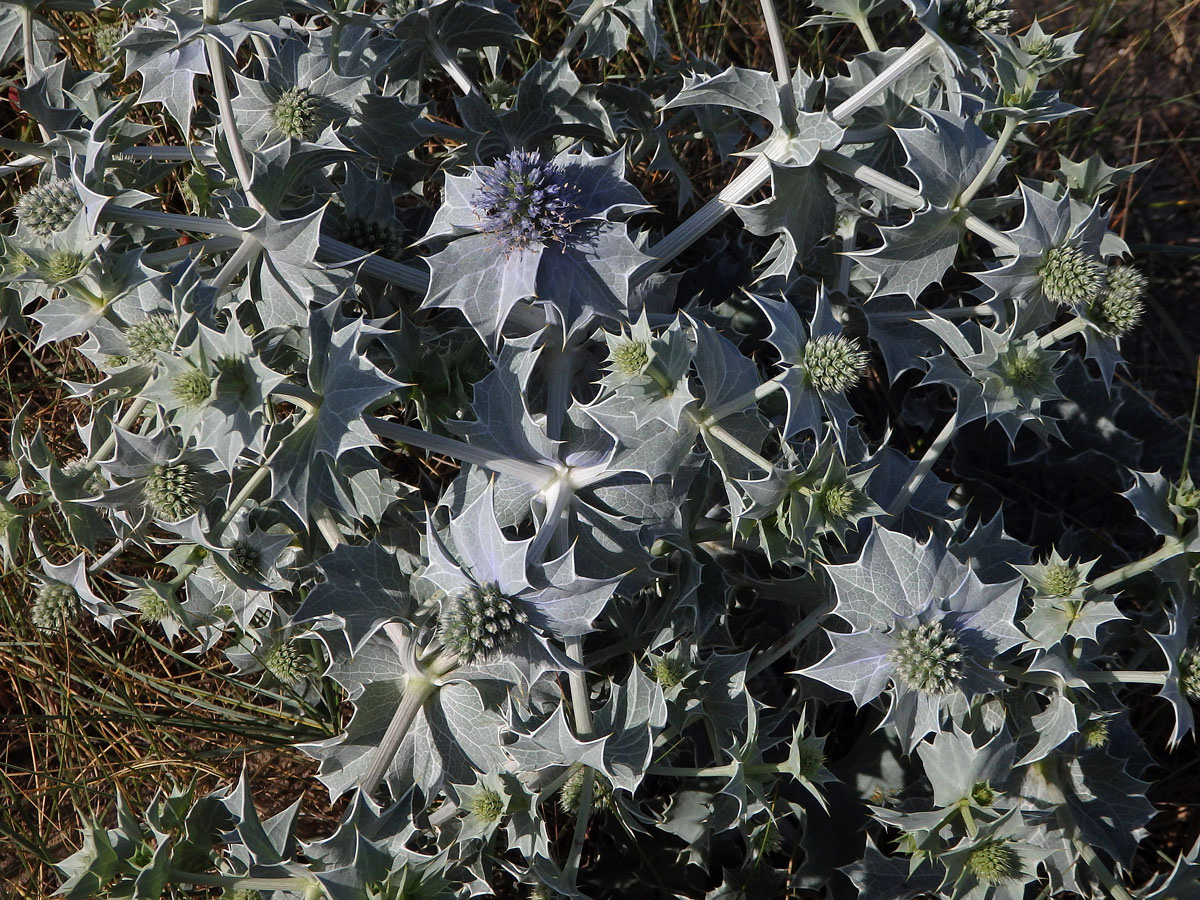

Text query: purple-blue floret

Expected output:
[472,149,582,251]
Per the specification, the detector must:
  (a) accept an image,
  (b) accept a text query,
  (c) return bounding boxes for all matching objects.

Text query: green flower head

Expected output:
[143,461,202,521]
[32,581,80,632]
[16,179,81,237]
[272,86,322,140]
[126,314,178,363]
[890,620,965,694]
[940,0,1013,45]
[966,838,1020,885]
[439,583,528,665]
[1040,244,1106,306]
[802,334,868,394]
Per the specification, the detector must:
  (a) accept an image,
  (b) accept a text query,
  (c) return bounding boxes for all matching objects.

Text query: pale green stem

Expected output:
[529,475,573,564]
[209,236,261,293]
[1092,533,1189,593]
[703,421,774,474]
[87,539,130,575]
[563,634,595,884]
[359,673,440,795]
[747,597,836,678]
[827,33,937,123]
[91,398,150,468]
[556,0,607,59]
[102,206,245,237]
[649,761,786,778]
[171,871,324,894]
[851,12,880,52]
[1035,316,1089,350]
[867,304,995,323]
[1019,669,1168,687]
[817,150,1021,256]
[703,375,785,424]
[201,32,261,212]
[214,462,273,534]
[367,416,556,487]
[884,410,958,520]
[119,146,218,163]
[959,116,1018,207]
[430,40,479,97]
[314,506,344,549]
[759,0,796,123]
[142,236,242,267]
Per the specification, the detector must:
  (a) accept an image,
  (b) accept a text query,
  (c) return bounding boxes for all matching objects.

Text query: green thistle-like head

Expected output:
[1082,719,1110,749]
[891,620,965,694]
[263,641,312,686]
[439,583,529,665]
[127,314,178,363]
[559,767,613,815]
[143,462,201,521]
[789,738,826,781]
[818,480,859,520]
[940,0,1013,45]
[172,369,213,408]
[971,781,997,807]
[32,581,80,632]
[611,339,651,377]
[16,179,81,237]
[802,334,868,394]
[469,787,505,823]
[338,215,406,260]
[1179,647,1200,702]
[133,589,170,624]
[272,87,322,140]
[966,839,1020,885]
[62,457,105,496]
[1043,562,1081,597]
[651,655,688,689]
[46,250,88,281]
[1091,264,1147,335]
[1040,245,1106,306]
[228,539,262,578]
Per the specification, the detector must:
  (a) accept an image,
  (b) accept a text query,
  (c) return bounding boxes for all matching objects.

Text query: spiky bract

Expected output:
[802,335,868,394]
[891,621,965,694]
[439,583,528,664]
[143,462,201,521]
[16,179,81,237]
[966,839,1020,885]
[127,314,178,363]
[1040,245,1105,306]
[472,149,581,252]
[33,581,80,632]
[940,0,1013,45]
[273,86,321,140]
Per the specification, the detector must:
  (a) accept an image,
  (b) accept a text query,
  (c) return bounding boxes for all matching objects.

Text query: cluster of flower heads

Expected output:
[471,149,582,252]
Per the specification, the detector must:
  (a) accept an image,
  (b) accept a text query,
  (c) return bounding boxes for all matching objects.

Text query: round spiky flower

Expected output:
[802,335,868,394]
[132,589,170,624]
[127,313,178,363]
[610,339,650,377]
[651,655,688,689]
[559,768,613,815]
[1179,647,1200,702]
[228,540,261,578]
[439,583,529,664]
[1040,245,1106,306]
[32,581,80,632]
[172,369,213,408]
[966,839,1020,885]
[263,641,311,685]
[469,787,505,822]
[1000,348,1050,390]
[15,179,81,237]
[272,86,321,140]
[337,215,406,260]
[891,621,965,694]
[971,781,997,807]
[818,481,859,520]
[1091,265,1147,336]
[940,0,1013,45]
[93,22,126,60]
[1043,563,1081,598]
[143,462,201,521]
[1082,719,1110,749]
[46,250,87,281]
[790,738,826,781]
[472,149,582,252]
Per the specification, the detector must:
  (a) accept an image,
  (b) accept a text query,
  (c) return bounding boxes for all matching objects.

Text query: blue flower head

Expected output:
[472,149,582,252]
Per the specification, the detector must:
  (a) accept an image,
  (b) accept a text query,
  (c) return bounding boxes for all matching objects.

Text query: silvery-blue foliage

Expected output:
[0,0,1193,896]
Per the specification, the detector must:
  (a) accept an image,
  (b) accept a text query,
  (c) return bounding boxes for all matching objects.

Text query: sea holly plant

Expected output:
[0,0,1194,897]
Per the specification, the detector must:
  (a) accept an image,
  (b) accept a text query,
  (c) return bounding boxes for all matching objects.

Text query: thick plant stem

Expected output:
[359,673,440,795]
[759,0,796,121]
[704,421,774,474]
[430,40,479,97]
[828,33,937,122]
[171,871,324,894]
[563,634,595,885]
[556,0,607,59]
[1092,534,1189,593]
[1036,316,1089,349]
[885,410,958,520]
[142,235,242,267]
[199,0,261,213]
[702,375,785,424]
[210,236,261,293]
[367,416,555,486]
[748,597,836,678]
[959,116,1018,207]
